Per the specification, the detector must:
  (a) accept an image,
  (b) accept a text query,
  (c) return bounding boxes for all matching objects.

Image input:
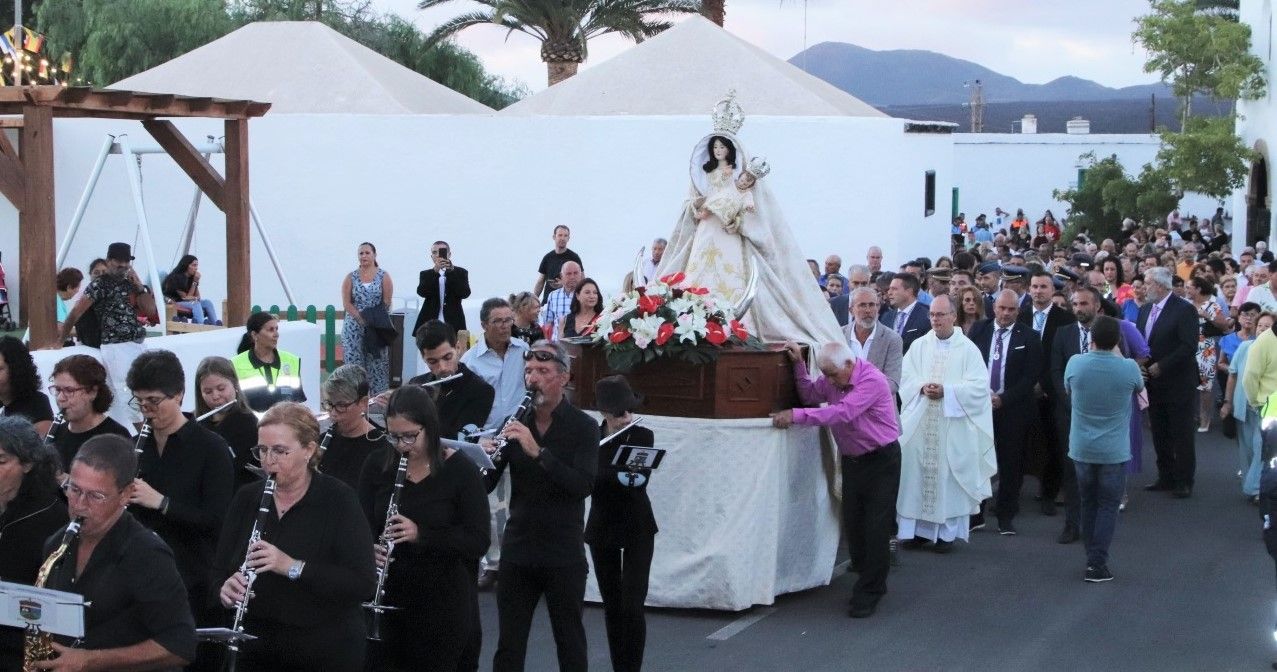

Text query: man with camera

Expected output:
[413,240,471,337]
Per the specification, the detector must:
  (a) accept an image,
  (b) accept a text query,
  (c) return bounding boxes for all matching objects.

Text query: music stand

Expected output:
[611,444,665,487]
[0,581,84,638]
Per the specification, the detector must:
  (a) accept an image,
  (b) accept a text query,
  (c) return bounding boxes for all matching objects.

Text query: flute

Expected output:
[600,416,643,446]
[364,454,408,641]
[225,474,276,672]
[196,400,239,423]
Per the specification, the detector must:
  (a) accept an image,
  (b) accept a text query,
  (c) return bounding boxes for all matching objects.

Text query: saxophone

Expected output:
[364,454,408,641]
[23,516,85,672]
[225,474,276,672]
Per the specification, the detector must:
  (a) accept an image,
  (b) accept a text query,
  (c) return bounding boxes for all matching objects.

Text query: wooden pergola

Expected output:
[0,85,270,345]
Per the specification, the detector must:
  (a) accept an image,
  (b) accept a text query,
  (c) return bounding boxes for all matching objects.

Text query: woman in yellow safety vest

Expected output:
[232,311,306,412]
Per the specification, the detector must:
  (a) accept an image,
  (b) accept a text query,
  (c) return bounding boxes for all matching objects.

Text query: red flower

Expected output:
[638,294,664,315]
[655,322,674,346]
[705,321,727,345]
[636,286,647,296]
[684,286,709,296]
[660,272,686,286]
[730,319,749,340]
[609,328,631,344]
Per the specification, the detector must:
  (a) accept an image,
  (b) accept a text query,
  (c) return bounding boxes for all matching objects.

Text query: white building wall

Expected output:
[0,115,952,324]
[955,133,1222,228]
[1235,0,1277,248]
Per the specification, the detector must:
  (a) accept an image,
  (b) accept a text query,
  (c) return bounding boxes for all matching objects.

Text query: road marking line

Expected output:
[706,607,776,641]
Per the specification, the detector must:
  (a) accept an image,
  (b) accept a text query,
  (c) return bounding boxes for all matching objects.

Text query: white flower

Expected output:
[674,312,707,343]
[667,296,695,315]
[628,314,664,343]
[634,334,652,349]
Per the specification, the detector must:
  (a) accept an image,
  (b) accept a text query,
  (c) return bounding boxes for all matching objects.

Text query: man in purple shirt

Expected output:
[771,341,900,619]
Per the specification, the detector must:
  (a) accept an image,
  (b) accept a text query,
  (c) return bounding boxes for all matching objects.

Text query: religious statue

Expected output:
[655,91,843,346]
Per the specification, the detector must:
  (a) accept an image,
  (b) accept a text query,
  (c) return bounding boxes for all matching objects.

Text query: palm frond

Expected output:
[423,9,528,49]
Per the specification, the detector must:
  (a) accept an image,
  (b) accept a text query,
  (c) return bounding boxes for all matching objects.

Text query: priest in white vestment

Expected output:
[896,295,997,549]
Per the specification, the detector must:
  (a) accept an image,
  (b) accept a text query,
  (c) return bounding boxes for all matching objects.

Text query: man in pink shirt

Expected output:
[771,341,900,619]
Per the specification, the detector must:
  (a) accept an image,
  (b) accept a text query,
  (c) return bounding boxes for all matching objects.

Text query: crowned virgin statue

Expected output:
[655,92,844,346]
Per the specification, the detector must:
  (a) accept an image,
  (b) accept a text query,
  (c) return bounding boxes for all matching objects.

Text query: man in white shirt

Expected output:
[843,287,903,396]
[459,297,530,589]
[1245,260,1277,312]
[640,238,667,286]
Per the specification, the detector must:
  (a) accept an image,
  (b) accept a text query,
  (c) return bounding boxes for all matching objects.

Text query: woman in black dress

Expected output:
[509,291,544,345]
[196,356,261,489]
[0,416,67,670]
[214,402,376,672]
[358,385,490,672]
[556,278,603,340]
[0,336,53,435]
[587,375,658,672]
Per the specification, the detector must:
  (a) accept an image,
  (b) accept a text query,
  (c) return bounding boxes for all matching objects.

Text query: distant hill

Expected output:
[788,42,1173,106]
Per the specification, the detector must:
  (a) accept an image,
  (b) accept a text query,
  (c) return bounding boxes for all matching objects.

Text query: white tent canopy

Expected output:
[501,16,886,117]
[113,21,493,114]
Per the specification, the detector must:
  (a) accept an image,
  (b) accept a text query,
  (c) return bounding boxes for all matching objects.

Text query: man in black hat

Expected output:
[54,243,155,427]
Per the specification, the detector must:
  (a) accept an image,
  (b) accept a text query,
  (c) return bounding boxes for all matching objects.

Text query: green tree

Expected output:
[418,0,701,86]
[1053,153,1180,241]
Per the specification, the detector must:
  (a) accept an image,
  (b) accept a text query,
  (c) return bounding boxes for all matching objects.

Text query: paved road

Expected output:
[473,427,1273,671]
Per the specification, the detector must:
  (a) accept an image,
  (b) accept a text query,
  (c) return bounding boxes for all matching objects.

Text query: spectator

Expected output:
[533,225,583,302]
[341,242,395,395]
[1247,260,1277,312]
[866,247,884,280]
[0,336,54,435]
[413,240,472,337]
[557,278,603,341]
[55,267,83,339]
[1065,315,1144,583]
[1138,267,1202,498]
[1185,276,1231,432]
[955,285,986,335]
[543,261,583,334]
[825,276,845,299]
[820,255,849,295]
[508,291,544,345]
[1225,311,1274,502]
[640,237,667,286]
[162,254,219,325]
[73,258,108,349]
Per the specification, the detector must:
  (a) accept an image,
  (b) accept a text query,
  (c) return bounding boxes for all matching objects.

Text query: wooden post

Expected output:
[224,118,250,327]
[20,103,54,344]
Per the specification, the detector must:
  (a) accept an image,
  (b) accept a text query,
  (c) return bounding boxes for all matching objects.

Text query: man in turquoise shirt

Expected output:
[1064,315,1145,583]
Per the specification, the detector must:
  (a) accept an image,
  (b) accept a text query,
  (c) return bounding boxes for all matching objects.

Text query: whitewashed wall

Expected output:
[954,133,1224,230]
[0,114,953,325]
[1234,0,1276,248]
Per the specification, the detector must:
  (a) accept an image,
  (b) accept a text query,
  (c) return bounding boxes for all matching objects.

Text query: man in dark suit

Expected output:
[976,261,1002,317]
[1018,269,1077,520]
[879,272,930,354]
[970,290,1044,535]
[413,240,472,337]
[830,265,872,327]
[1136,266,1201,498]
[1049,286,1103,544]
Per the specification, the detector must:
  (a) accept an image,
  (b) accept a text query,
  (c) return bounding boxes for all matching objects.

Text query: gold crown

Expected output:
[711,90,745,136]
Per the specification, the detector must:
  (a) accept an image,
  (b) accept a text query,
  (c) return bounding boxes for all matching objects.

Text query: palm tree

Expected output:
[702,0,723,25]
[419,0,701,86]
[1194,0,1239,20]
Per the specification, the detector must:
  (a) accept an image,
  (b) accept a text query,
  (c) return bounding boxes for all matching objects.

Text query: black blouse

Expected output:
[0,484,67,669]
[201,407,261,490]
[52,416,131,472]
[133,420,234,593]
[585,423,658,547]
[321,429,391,492]
[0,391,53,424]
[212,473,376,628]
[357,448,490,609]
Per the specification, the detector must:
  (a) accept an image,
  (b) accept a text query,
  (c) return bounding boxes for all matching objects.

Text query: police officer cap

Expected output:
[977,261,1002,275]
[1070,253,1094,269]
[1000,264,1029,281]
[1054,267,1080,283]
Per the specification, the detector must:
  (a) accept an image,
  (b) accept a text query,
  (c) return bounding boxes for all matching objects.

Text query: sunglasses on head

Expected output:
[523,350,561,363]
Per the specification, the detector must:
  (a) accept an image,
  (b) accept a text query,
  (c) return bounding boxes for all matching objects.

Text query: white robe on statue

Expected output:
[896,330,997,542]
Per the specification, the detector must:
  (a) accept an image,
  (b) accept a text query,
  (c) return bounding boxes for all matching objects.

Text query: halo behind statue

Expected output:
[689,90,748,197]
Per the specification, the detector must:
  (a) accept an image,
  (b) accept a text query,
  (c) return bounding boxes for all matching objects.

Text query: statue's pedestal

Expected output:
[568,343,798,419]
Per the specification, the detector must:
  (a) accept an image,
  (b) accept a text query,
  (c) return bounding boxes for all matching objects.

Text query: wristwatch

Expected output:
[287,560,305,581]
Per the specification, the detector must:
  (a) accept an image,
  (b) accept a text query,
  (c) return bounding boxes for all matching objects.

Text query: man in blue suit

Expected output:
[1136,266,1202,498]
[969,290,1044,535]
[879,272,931,354]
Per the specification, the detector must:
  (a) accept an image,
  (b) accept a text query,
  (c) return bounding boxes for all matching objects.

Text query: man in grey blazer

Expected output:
[844,287,903,395]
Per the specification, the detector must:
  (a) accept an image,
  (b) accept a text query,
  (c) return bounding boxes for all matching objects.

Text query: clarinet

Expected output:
[315,428,334,472]
[132,421,152,478]
[44,413,66,447]
[364,454,409,641]
[489,389,538,465]
[225,474,276,672]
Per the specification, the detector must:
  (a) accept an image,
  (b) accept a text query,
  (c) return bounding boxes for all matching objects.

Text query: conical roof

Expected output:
[501,16,885,117]
[113,21,493,114]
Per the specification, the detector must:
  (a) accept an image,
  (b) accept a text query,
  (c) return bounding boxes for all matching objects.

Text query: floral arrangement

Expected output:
[593,272,763,372]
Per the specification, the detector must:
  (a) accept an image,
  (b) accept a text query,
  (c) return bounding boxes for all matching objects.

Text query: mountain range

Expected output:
[788,42,1173,107]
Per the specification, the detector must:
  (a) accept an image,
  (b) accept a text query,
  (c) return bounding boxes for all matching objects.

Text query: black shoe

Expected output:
[1144,481,1173,492]
[1056,524,1080,544]
[932,540,954,554]
[998,521,1017,536]
[1084,566,1114,583]
[1172,485,1192,499]
[970,512,986,531]
[476,568,498,590]
[900,537,929,550]
[1040,498,1058,516]
[849,601,877,618]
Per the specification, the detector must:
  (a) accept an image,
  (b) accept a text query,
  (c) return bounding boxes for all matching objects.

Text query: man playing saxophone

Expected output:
[31,434,196,671]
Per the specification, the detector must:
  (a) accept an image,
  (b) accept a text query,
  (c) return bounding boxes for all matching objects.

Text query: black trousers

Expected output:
[842,443,900,609]
[1052,409,1082,526]
[1038,397,1068,499]
[237,614,366,672]
[456,560,482,672]
[493,561,587,672]
[589,536,655,672]
[991,410,1029,523]
[1148,398,1197,488]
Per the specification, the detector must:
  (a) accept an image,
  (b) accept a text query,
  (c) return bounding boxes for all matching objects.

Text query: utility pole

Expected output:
[968,79,985,133]
[1150,93,1156,132]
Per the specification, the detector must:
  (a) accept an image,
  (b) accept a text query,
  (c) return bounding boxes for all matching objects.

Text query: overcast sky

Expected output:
[374,0,1160,92]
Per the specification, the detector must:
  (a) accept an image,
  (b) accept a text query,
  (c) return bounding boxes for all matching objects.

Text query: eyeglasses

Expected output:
[61,480,113,505]
[251,445,297,461]
[321,400,357,413]
[386,430,422,446]
[523,350,563,364]
[48,385,88,397]
[128,393,173,410]
[486,317,515,326]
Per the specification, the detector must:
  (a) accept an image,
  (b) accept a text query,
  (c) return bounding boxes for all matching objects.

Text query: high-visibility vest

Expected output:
[232,349,304,412]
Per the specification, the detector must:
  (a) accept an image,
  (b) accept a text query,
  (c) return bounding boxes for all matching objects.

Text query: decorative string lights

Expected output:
[0,26,78,86]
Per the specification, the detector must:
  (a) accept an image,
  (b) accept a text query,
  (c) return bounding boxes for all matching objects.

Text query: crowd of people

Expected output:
[4,207,1277,670]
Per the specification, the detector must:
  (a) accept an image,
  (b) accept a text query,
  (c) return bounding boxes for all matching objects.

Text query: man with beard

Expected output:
[842,287,903,396]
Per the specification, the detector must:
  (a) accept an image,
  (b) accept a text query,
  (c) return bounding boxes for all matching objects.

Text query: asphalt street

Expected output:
[474,426,1272,672]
